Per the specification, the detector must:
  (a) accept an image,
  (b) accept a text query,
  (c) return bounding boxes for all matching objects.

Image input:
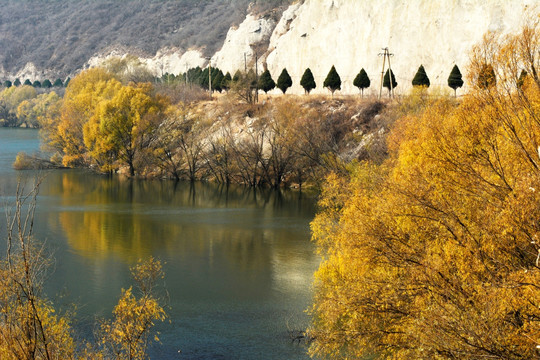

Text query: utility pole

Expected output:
[208,58,212,99]
[378,49,387,99]
[378,47,394,99]
[244,52,249,102]
[255,52,259,103]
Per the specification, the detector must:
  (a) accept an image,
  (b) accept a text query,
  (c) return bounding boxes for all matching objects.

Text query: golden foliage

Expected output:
[0,181,168,359]
[310,21,540,360]
[99,258,166,360]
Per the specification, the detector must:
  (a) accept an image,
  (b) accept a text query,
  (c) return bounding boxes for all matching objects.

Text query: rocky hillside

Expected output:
[0,0,290,79]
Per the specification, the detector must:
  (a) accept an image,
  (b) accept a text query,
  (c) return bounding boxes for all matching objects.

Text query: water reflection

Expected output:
[44,172,315,266]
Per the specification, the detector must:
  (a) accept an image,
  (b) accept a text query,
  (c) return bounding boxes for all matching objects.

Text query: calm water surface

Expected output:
[0,128,319,359]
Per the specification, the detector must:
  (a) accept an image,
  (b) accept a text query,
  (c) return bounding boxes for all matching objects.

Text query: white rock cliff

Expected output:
[260,0,535,95]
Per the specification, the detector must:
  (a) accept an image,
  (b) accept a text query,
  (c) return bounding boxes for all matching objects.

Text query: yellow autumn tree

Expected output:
[16,91,61,128]
[99,258,167,360]
[310,20,540,360]
[85,83,170,176]
[42,68,119,167]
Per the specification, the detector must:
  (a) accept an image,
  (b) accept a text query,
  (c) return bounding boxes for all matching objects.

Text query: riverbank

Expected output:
[34,70,394,189]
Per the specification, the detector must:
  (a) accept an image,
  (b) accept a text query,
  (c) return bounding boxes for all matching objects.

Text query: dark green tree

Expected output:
[42,79,52,88]
[23,79,32,86]
[199,67,223,91]
[276,68,292,94]
[32,80,41,88]
[300,68,316,94]
[383,69,397,96]
[221,72,232,92]
[213,69,224,92]
[199,67,210,88]
[353,68,370,97]
[161,73,176,85]
[323,65,341,97]
[3,80,12,88]
[447,64,464,97]
[13,78,21,86]
[412,65,430,88]
[258,69,275,94]
[232,70,242,83]
[478,63,496,89]
[64,77,71,87]
[53,78,63,87]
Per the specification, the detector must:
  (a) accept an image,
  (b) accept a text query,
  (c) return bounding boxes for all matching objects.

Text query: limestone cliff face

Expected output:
[211,15,276,75]
[260,0,535,95]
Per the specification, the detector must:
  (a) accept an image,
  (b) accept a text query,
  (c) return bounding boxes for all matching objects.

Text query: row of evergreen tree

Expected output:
[2,77,70,89]
[1,64,469,96]
[162,63,467,97]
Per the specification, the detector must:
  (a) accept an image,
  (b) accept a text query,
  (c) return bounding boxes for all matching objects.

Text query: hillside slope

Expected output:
[0,0,289,79]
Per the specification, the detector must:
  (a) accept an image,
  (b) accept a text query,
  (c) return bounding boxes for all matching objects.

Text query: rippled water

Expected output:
[0,128,319,359]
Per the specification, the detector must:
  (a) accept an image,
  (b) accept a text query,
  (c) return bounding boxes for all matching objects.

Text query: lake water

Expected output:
[0,128,319,359]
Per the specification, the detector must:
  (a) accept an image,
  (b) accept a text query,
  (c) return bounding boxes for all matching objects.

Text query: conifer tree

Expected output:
[323,65,341,97]
[3,80,12,88]
[42,79,52,88]
[232,70,242,83]
[213,70,224,92]
[448,64,464,97]
[353,68,370,97]
[276,68,292,94]
[32,80,41,88]
[383,69,397,96]
[53,78,63,87]
[23,79,32,86]
[300,68,316,94]
[13,78,21,86]
[64,77,71,87]
[258,69,275,94]
[412,65,430,88]
[221,72,232,92]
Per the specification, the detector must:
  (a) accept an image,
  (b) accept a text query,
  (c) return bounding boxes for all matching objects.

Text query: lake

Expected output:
[0,128,319,359]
